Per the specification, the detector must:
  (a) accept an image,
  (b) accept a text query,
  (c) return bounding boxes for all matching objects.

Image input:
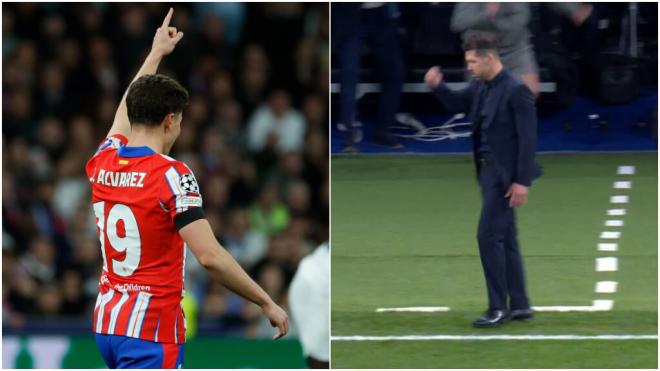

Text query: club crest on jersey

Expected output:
[179,173,199,194]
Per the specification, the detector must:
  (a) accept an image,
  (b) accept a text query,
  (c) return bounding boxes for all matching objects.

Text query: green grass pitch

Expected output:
[331,153,657,369]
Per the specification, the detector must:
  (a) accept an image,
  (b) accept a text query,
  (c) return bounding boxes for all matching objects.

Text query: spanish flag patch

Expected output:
[118,160,129,165]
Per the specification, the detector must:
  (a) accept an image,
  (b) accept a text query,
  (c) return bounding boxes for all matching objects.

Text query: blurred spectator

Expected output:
[332,3,405,151]
[2,3,328,339]
[193,3,246,47]
[37,61,68,118]
[19,236,57,284]
[237,44,270,116]
[36,284,62,317]
[224,208,267,269]
[60,269,87,316]
[247,89,306,154]
[450,2,593,97]
[249,181,290,236]
[285,180,311,217]
[200,279,230,320]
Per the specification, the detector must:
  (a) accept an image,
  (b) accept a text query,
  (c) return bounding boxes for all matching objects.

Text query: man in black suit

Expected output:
[424,31,540,328]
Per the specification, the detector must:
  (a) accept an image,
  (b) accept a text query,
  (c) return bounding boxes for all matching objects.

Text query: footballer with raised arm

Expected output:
[86,8,288,368]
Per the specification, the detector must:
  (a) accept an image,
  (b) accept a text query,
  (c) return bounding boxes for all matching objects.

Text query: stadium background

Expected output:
[2,3,328,368]
[330,2,657,368]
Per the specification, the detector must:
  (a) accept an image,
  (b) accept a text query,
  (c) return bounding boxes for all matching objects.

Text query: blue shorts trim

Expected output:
[95,333,184,369]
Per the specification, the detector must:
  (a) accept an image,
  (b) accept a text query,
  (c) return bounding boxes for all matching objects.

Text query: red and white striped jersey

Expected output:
[86,134,204,344]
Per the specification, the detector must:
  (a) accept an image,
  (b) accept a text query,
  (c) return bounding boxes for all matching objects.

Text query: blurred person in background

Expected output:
[332,3,405,152]
[224,207,267,269]
[249,180,290,236]
[451,2,593,97]
[289,242,329,368]
[247,88,306,155]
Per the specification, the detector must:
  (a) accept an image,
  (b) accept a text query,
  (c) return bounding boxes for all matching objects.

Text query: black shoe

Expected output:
[509,308,534,321]
[472,310,509,328]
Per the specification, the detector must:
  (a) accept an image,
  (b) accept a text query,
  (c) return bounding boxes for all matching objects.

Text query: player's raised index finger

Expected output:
[162,7,173,27]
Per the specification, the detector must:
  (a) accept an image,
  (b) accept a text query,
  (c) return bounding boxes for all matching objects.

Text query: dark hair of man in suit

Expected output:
[462,31,503,81]
[462,31,500,59]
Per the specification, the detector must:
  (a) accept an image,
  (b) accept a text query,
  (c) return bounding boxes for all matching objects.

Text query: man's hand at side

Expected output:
[505,182,528,208]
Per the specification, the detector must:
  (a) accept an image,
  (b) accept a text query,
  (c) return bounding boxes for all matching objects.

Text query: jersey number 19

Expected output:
[93,201,142,277]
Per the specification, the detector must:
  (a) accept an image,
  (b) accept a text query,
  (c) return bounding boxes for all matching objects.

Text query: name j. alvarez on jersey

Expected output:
[92,169,146,188]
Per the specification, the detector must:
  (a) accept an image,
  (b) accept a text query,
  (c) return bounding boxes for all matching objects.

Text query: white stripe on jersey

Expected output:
[96,291,115,333]
[126,292,152,338]
[94,292,102,310]
[107,292,130,335]
[134,293,152,338]
[182,243,187,296]
[154,317,160,342]
[174,316,178,344]
[164,167,185,213]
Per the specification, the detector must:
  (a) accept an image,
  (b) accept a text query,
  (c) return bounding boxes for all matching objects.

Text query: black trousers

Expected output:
[477,160,530,311]
[332,5,403,145]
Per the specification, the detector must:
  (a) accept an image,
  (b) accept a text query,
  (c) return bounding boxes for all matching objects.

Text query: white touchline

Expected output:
[600,231,621,239]
[610,195,629,204]
[597,243,618,251]
[589,167,633,317]
[331,334,657,341]
[592,299,615,310]
[534,300,613,312]
[595,281,618,293]
[613,181,632,189]
[596,257,618,272]
[370,167,634,320]
[607,209,626,216]
[617,165,636,175]
[604,220,624,227]
[376,307,450,313]
[532,305,596,312]
[372,301,616,313]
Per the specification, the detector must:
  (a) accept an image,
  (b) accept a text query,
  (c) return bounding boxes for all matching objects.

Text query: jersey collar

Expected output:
[117,146,157,158]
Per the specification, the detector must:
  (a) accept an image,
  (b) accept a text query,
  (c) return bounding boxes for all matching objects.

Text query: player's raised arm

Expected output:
[106,7,184,138]
[179,219,289,340]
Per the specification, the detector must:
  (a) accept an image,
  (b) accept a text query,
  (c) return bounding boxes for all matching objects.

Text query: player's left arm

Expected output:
[161,163,289,340]
[505,83,537,208]
[106,7,184,138]
[511,83,537,187]
[180,220,289,340]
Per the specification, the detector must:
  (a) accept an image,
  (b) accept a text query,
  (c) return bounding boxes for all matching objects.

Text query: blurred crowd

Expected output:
[2,3,329,339]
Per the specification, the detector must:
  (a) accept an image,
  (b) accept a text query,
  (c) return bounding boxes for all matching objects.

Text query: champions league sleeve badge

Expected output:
[179,173,200,194]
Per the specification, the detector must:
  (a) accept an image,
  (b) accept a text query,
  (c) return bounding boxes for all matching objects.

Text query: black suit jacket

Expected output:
[433,69,541,187]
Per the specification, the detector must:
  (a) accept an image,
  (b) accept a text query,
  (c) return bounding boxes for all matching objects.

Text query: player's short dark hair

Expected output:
[462,31,499,58]
[126,74,189,126]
